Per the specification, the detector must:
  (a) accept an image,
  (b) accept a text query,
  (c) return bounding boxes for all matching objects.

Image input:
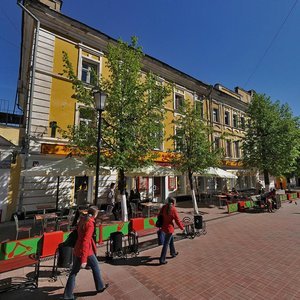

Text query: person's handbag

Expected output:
[155,214,164,228]
[157,229,165,246]
[62,228,78,248]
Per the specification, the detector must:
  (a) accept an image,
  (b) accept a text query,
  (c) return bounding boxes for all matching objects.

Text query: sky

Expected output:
[1,0,300,116]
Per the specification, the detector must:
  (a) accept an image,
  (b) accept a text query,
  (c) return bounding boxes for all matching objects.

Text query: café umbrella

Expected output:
[125,165,179,177]
[20,157,110,210]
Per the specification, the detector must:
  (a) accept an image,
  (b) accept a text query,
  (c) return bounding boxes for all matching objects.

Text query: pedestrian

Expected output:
[76,182,88,206]
[72,182,90,227]
[158,197,184,265]
[266,197,273,213]
[106,183,116,214]
[63,206,108,299]
[256,180,263,194]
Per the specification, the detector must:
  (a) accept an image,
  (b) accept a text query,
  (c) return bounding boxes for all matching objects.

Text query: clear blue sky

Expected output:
[1,0,300,116]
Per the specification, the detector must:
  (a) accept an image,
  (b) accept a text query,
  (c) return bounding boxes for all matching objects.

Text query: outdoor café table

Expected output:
[34,212,58,233]
[140,202,162,218]
[215,194,228,208]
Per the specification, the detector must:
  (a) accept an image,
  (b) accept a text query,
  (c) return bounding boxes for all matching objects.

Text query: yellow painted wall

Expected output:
[6,155,22,221]
[49,78,76,135]
[101,56,111,82]
[164,110,175,150]
[50,37,79,135]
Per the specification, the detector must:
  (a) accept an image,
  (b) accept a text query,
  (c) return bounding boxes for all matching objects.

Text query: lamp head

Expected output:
[94,90,107,111]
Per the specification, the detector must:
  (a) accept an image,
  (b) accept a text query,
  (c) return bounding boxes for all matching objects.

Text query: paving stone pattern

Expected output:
[2,202,300,299]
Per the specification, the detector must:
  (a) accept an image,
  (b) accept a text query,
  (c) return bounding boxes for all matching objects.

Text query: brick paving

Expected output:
[2,201,300,299]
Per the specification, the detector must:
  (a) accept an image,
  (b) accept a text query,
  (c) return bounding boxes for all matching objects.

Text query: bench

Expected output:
[0,254,39,293]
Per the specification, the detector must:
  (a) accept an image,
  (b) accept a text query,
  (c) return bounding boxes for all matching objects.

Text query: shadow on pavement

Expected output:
[104,255,161,266]
[2,286,63,300]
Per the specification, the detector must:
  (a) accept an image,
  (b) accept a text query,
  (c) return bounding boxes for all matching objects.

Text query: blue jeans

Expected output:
[64,254,104,299]
[159,233,176,263]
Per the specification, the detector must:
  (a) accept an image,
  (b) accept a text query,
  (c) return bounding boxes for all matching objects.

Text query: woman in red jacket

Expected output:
[64,206,108,299]
[159,197,184,265]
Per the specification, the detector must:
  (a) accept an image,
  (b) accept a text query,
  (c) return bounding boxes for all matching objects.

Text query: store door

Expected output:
[153,177,165,202]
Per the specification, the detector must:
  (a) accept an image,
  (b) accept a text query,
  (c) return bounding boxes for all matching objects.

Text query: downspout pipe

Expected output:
[17,0,40,212]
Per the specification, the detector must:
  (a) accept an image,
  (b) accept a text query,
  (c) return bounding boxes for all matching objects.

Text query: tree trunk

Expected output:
[188,171,199,215]
[263,169,270,192]
[118,169,128,222]
[287,177,291,192]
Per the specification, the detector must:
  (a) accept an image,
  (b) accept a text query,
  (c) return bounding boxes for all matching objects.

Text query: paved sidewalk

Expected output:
[3,201,300,299]
[0,203,231,242]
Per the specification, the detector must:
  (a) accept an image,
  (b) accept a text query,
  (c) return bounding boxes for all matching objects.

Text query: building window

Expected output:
[226,140,232,157]
[81,60,98,85]
[213,108,219,122]
[152,123,163,151]
[233,114,238,128]
[49,121,57,138]
[78,106,92,127]
[214,136,220,150]
[234,141,240,158]
[174,94,184,111]
[195,100,202,117]
[174,126,184,152]
[240,117,245,129]
[224,111,230,126]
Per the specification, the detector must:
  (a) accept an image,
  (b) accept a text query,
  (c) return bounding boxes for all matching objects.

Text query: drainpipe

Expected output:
[17,0,40,212]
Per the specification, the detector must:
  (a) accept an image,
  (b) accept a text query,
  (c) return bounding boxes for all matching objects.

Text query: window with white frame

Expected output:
[225,140,232,157]
[174,94,184,111]
[81,60,98,85]
[234,141,240,158]
[224,111,230,125]
[78,106,92,127]
[240,116,245,129]
[174,126,184,152]
[214,136,221,150]
[213,108,219,122]
[194,97,203,117]
[152,123,164,151]
[233,114,238,128]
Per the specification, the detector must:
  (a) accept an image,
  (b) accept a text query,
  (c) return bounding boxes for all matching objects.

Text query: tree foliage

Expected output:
[62,37,170,220]
[169,102,222,213]
[242,92,300,185]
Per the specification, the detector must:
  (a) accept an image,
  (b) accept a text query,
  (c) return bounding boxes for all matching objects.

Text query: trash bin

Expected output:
[194,215,203,229]
[110,231,123,253]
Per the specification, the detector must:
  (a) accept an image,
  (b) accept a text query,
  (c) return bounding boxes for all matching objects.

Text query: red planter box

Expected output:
[129,218,144,232]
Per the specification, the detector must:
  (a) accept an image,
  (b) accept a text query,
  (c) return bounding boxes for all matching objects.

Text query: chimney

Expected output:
[38,0,63,12]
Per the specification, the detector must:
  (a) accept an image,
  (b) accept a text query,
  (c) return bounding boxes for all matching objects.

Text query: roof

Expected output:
[23,0,211,96]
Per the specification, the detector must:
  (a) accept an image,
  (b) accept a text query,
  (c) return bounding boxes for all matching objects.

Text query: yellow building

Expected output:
[14,0,213,217]
[203,84,255,192]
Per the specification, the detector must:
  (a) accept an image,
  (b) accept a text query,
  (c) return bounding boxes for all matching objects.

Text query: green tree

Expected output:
[242,93,300,189]
[62,37,170,221]
[169,102,221,214]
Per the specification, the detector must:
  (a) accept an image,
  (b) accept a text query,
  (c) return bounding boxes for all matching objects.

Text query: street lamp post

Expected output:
[94,90,107,206]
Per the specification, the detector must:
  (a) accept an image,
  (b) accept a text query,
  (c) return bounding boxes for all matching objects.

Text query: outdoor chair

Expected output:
[43,215,58,233]
[14,214,32,240]
[98,206,113,223]
[130,202,143,218]
[57,209,74,231]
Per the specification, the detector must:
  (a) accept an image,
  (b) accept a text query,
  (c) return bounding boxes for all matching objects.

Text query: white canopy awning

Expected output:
[20,157,110,177]
[125,165,179,177]
[194,167,237,179]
